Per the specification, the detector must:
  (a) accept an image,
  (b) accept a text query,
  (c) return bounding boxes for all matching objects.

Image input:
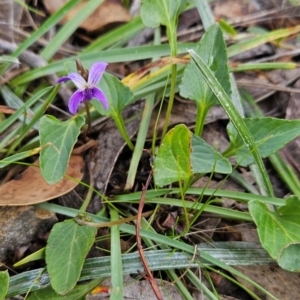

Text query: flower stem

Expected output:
[79,165,95,212]
[112,113,135,151]
[161,24,178,139]
[84,100,92,133]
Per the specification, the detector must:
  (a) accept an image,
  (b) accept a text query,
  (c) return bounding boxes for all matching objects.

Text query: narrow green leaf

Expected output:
[6,86,60,155]
[0,55,19,64]
[0,0,82,75]
[27,278,102,300]
[83,17,145,53]
[0,86,52,134]
[110,208,123,299]
[154,124,231,187]
[231,62,297,72]
[249,196,300,272]
[188,48,274,196]
[227,25,300,58]
[226,117,300,166]
[218,19,237,36]
[39,115,85,184]
[0,148,40,168]
[45,219,97,294]
[180,24,231,109]
[8,242,274,298]
[10,43,196,86]
[14,248,45,267]
[0,270,9,300]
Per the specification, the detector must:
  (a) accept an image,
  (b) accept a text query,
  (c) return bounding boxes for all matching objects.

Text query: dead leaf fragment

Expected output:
[235,265,300,300]
[0,155,84,206]
[43,0,131,32]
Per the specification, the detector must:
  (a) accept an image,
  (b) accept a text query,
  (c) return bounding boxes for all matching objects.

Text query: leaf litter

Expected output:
[1,0,300,299]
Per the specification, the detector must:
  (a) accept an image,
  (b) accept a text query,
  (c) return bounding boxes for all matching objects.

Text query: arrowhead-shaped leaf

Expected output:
[249,196,300,272]
[191,134,232,175]
[180,24,231,109]
[227,117,300,166]
[39,115,85,184]
[154,124,231,187]
[154,124,192,187]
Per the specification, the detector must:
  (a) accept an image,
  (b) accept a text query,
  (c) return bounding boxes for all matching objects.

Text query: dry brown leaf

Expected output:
[0,155,84,206]
[0,105,16,114]
[212,0,259,21]
[122,57,189,88]
[43,0,131,32]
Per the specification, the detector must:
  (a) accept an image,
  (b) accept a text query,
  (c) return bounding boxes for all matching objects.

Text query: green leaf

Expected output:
[154,124,231,187]
[91,72,134,116]
[0,0,82,75]
[8,242,274,298]
[154,124,192,187]
[141,0,188,28]
[226,117,300,166]
[45,219,97,294]
[188,48,273,196]
[278,243,300,272]
[39,115,85,184]
[218,19,237,36]
[0,55,19,64]
[14,248,45,267]
[27,278,102,300]
[180,24,231,109]
[110,208,123,299]
[0,270,9,300]
[0,148,40,168]
[190,134,232,174]
[11,43,196,86]
[249,196,300,272]
[83,17,145,53]
[0,86,52,134]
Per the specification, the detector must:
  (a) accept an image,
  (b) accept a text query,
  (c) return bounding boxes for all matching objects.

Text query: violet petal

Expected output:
[57,76,71,84]
[58,73,86,90]
[68,90,85,114]
[91,87,109,109]
[88,62,108,86]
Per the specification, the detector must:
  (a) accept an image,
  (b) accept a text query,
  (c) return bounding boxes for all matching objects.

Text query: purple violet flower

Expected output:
[57,62,109,114]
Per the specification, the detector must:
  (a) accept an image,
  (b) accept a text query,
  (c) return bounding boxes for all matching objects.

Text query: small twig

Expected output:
[72,139,97,155]
[237,80,300,94]
[136,171,163,300]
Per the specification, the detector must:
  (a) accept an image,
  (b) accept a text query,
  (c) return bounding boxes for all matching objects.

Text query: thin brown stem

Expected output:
[136,171,163,300]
